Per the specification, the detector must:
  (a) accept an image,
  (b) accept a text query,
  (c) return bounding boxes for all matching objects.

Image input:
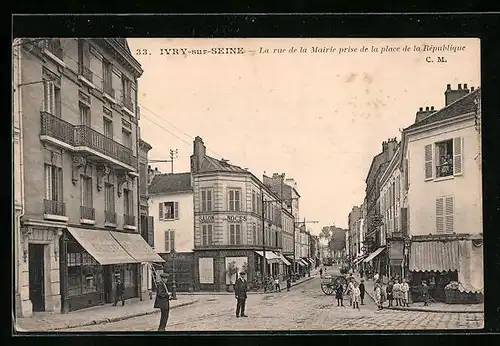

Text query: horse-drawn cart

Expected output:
[320,274,348,295]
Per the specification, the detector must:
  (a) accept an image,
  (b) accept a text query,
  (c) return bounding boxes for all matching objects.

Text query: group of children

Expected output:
[335,277,365,309]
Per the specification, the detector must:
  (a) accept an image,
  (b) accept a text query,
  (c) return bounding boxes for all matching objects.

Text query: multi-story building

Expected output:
[347,206,361,263]
[14,38,162,316]
[190,136,292,291]
[363,138,398,276]
[148,172,195,291]
[401,84,483,301]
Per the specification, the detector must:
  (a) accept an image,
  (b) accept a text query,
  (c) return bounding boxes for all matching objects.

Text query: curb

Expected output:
[48,300,199,331]
[351,276,483,314]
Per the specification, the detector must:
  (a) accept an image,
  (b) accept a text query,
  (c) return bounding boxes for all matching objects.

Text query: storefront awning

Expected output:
[352,255,367,265]
[296,260,306,267]
[409,241,459,272]
[67,227,138,265]
[274,252,292,266]
[363,247,386,263]
[300,259,309,266]
[110,231,165,263]
[255,250,281,263]
[307,258,315,264]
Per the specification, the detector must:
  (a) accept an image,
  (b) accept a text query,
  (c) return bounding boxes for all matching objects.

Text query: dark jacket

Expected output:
[154,281,170,310]
[359,283,365,296]
[234,278,248,299]
[116,282,125,295]
[335,285,344,299]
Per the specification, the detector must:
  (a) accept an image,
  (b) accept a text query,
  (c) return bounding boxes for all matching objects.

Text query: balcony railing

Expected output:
[79,64,93,83]
[105,210,117,224]
[122,95,134,112]
[80,206,95,220]
[44,199,66,216]
[45,40,63,60]
[74,125,134,166]
[41,111,75,145]
[124,214,135,226]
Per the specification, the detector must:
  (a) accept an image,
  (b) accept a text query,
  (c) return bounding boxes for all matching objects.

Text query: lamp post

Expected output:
[171,249,177,300]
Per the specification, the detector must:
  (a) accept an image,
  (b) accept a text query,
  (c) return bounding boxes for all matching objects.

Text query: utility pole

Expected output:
[149,148,178,174]
[261,188,267,292]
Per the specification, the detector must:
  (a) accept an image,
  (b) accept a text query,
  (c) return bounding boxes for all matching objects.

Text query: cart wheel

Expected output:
[321,284,334,295]
[335,276,348,294]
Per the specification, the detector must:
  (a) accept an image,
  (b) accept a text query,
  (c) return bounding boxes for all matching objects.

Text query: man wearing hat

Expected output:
[154,273,172,331]
[234,271,248,317]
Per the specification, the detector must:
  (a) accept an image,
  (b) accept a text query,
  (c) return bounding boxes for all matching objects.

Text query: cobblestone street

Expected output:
[62,275,483,332]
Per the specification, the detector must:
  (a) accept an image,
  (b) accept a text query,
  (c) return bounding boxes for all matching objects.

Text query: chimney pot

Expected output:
[447,84,451,90]
[458,83,462,89]
[419,107,423,111]
[464,83,468,89]
[155,167,158,171]
[431,106,435,110]
[471,86,475,91]
[425,106,429,111]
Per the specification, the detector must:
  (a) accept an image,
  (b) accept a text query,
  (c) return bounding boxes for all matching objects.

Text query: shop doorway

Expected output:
[103,266,113,303]
[29,244,45,312]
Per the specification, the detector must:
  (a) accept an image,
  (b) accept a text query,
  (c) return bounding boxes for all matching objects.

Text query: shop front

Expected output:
[255,250,281,279]
[61,227,164,313]
[274,252,292,280]
[387,235,405,280]
[362,246,386,279]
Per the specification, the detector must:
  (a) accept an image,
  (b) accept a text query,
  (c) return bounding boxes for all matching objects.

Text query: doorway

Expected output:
[28,244,45,312]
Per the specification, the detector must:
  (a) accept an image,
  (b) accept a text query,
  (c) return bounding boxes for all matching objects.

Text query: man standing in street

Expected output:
[113,277,125,306]
[234,272,248,317]
[154,273,171,331]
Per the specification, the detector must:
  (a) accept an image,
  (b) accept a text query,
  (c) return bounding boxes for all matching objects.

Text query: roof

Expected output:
[198,155,248,173]
[148,172,192,194]
[409,240,459,272]
[405,87,481,131]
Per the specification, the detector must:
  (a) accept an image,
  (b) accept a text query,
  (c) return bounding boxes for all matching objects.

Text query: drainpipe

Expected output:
[14,40,26,317]
[135,80,143,301]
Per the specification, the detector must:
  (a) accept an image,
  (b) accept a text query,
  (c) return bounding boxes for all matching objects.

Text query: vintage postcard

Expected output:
[13,37,483,332]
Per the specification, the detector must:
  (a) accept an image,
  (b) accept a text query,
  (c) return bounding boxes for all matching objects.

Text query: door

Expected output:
[29,244,45,312]
[103,266,113,303]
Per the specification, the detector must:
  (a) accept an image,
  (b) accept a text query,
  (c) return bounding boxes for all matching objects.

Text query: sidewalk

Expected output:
[15,296,199,332]
[351,273,483,314]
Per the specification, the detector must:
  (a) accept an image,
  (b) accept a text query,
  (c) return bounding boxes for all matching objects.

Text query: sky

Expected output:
[128,38,480,234]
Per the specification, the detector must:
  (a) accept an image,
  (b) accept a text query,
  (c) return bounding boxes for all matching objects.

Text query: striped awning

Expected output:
[274,252,292,266]
[255,250,281,263]
[409,240,459,272]
[307,258,315,264]
[363,247,386,263]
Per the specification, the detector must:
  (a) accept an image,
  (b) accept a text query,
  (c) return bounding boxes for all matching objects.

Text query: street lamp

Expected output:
[171,249,177,300]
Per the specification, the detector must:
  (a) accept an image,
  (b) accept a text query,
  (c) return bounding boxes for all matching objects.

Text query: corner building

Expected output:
[191,137,290,291]
[14,38,162,317]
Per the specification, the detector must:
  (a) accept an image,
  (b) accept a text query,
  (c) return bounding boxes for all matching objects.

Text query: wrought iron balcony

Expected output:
[105,210,117,224]
[40,112,135,169]
[44,199,66,216]
[80,206,95,220]
[79,64,93,83]
[124,214,136,226]
[122,95,134,112]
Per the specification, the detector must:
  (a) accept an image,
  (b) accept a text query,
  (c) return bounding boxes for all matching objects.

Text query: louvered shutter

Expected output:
[201,190,206,212]
[147,216,154,247]
[425,144,433,180]
[404,159,409,189]
[174,202,179,219]
[159,202,163,220]
[164,230,169,252]
[445,197,454,233]
[400,208,408,235]
[436,198,444,233]
[170,231,175,252]
[453,137,463,176]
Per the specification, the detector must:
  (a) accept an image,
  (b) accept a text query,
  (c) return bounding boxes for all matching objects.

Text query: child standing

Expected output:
[359,279,366,305]
[352,282,361,310]
[401,279,410,307]
[335,284,344,307]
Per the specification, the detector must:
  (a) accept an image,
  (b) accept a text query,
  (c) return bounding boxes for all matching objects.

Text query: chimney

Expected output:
[155,167,158,172]
[471,87,475,91]
[445,83,470,106]
[191,136,206,173]
[382,140,388,152]
[415,105,436,122]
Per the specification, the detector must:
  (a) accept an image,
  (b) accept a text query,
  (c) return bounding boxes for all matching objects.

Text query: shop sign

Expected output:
[225,215,246,222]
[389,241,404,260]
[199,215,215,223]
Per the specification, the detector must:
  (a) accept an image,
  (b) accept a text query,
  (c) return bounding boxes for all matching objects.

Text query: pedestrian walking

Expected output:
[359,267,364,279]
[234,272,248,317]
[274,276,281,292]
[286,276,291,292]
[347,278,355,306]
[374,282,383,310]
[352,282,360,310]
[335,283,344,307]
[401,279,410,307]
[393,279,402,307]
[319,268,323,277]
[359,279,366,305]
[421,281,429,306]
[386,280,394,307]
[113,277,125,306]
[154,273,171,331]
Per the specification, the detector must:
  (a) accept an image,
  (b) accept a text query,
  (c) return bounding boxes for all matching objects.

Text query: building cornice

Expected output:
[93,39,143,78]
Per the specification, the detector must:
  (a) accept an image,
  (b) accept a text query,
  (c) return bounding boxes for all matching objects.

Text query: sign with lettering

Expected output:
[199,215,215,223]
[225,215,246,222]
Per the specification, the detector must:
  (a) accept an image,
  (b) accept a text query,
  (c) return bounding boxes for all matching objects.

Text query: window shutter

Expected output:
[400,208,408,235]
[404,159,409,189]
[147,216,154,247]
[164,230,169,252]
[425,144,433,180]
[445,197,454,233]
[170,230,175,252]
[436,197,444,233]
[159,202,163,220]
[174,202,179,219]
[208,225,213,245]
[201,190,206,212]
[453,137,463,176]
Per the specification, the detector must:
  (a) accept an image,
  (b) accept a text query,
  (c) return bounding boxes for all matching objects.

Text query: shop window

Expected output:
[66,242,100,296]
[123,264,136,288]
